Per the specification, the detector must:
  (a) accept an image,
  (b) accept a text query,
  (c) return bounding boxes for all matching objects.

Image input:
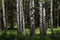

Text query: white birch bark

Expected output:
[39,0,43,35]
[17,0,25,35]
[50,0,54,35]
[19,0,23,34]
[20,0,26,35]
[2,0,7,33]
[21,0,25,35]
[42,2,46,36]
[16,0,20,35]
[29,0,35,36]
[39,1,46,36]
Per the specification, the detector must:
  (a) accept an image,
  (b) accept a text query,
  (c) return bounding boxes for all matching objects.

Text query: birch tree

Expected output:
[2,0,7,34]
[19,0,23,35]
[57,0,59,26]
[0,11,1,31]
[29,0,35,36]
[39,0,46,36]
[17,0,22,35]
[50,0,54,36]
[39,0,43,35]
[21,0,25,35]
[42,1,46,36]
[16,0,21,35]
[16,0,25,36]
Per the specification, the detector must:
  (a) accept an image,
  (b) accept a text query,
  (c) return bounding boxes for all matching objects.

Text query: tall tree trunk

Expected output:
[17,0,25,36]
[50,0,54,36]
[0,10,1,31]
[19,0,23,35]
[22,0,25,35]
[42,2,46,36]
[5,0,8,30]
[2,0,7,34]
[53,0,58,27]
[16,0,21,35]
[29,0,35,37]
[39,1,43,36]
[39,1,46,36]
[2,0,7,40]
[57,0,59,27]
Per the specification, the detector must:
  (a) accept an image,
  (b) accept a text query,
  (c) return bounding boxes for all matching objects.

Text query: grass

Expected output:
[0,27,60,40]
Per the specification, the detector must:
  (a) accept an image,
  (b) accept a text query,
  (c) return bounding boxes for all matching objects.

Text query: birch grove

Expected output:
[0,0,60,39]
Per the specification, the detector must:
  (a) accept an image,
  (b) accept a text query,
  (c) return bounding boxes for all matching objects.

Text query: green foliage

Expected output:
[0,27,60,40]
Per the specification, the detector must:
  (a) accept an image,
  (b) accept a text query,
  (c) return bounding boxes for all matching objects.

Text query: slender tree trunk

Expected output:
[19,0,26,35]
[22,14,25,35]
[0,11,1,31]
[16,0,21,35]
[39,1,43,35]
[2,0,7,40]
[50,0,54,36]
[39,1,46,36]
[19,0,23,35]
[57,1,59,27]
[22,0,25,35]
[42,2,46,36]
[5,1,8,31]
[17,0,25,36]
[29,0,35,37]
[2,0,7,34]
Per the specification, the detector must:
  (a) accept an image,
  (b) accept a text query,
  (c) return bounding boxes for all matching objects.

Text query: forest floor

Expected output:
[0,27,60,40]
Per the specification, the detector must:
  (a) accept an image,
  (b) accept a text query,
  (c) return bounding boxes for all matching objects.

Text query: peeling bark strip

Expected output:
[29,0,35,36]
[16,0,25,35]
[2,0,7,33]
[50,0,54,35]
